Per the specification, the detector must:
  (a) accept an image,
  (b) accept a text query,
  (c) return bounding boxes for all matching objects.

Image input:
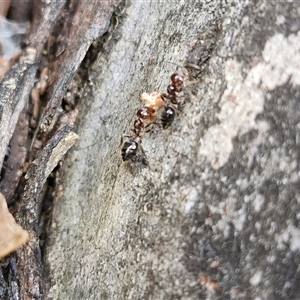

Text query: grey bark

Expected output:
[44,1,300,299]
[1,0,300,299]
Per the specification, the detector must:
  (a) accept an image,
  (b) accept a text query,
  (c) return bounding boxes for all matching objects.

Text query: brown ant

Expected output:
[162,70,189,105]
[160,70,189,128]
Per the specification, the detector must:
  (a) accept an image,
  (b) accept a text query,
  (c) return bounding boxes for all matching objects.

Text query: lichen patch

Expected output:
[200,31,300,169]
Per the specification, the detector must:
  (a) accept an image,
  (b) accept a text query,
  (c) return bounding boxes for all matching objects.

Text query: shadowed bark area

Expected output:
[0,1,120,299]
[1,1,300,299]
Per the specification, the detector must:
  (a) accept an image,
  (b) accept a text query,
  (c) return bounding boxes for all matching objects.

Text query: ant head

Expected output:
[164,61,189,77]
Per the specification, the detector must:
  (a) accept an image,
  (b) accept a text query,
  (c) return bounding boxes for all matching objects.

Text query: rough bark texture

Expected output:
[1,0,300,299]
[0,1,119,299]
[44,1,300,300]
[0,49,37,171]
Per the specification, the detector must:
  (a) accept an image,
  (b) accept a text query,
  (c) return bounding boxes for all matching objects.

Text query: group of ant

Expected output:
[121,69,190,165]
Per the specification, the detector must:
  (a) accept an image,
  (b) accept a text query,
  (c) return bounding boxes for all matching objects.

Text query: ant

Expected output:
[160,69,189,128]
[163,72,186,104]
[121,69,189,163]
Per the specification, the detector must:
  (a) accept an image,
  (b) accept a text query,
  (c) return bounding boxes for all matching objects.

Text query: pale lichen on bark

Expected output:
[200,31,300,169]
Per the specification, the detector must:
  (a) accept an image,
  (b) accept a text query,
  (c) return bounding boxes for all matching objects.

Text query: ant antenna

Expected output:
[164,60,185,70]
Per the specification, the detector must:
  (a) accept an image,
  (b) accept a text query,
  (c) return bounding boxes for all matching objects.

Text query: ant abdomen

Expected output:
[161,106,175,129]
[121,141,138,161]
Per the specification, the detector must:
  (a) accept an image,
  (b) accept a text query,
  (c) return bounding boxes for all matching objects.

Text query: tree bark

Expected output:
[1,0,300,299]
[44,1,300,299]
